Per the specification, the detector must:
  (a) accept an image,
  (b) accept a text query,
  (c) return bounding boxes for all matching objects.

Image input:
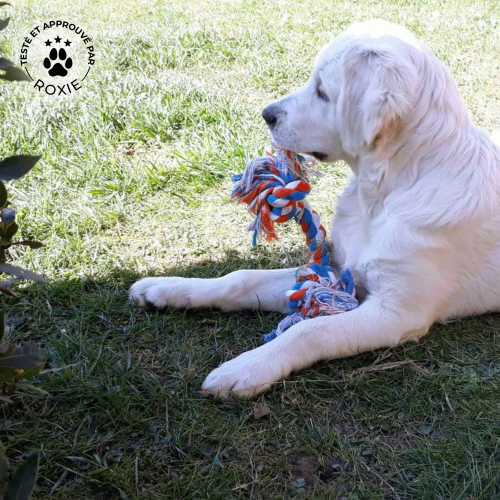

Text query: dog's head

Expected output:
[263,20,424,162]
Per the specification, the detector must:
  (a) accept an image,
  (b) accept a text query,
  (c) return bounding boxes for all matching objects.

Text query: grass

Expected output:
[1,0,500,498]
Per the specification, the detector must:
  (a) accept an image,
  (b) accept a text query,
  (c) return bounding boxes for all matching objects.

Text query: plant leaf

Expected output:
[0,66,30,82]
[0,207,15,225]
[253,403,272,420]
[0,57,30,83]
[0,342,45,383]
[5,450,40,500]
[0,17,9,32]
[0,440,9,493]
[4,222,18,240]
[0,308,3,342]
[0,155,41,181]
[0,182,7,207]
[0,263,46,283]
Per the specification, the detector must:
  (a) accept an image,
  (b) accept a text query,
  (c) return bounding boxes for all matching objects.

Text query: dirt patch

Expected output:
[290,453,353,494]
[320,457,349,482]
[290,452,320,485]
[338,420,356,437]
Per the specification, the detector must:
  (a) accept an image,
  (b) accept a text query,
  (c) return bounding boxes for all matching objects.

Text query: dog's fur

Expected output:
[130,20,500,398]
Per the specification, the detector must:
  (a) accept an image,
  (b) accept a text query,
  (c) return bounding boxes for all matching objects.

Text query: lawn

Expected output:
[1,0,500,498]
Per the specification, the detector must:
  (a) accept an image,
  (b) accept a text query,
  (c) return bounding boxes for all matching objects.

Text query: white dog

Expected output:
[130,20,500,398]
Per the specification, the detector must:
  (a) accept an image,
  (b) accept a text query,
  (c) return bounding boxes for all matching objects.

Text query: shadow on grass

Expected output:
[6,245,310,370]
[7,243,500,391]
[2,246,500,499]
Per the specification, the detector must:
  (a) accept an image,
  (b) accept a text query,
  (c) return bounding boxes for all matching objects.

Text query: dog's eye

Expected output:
[316,87,329,101]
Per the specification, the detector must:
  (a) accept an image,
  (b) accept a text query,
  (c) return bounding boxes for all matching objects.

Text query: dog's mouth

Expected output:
[307,151,328,161]
[271,141,328,161]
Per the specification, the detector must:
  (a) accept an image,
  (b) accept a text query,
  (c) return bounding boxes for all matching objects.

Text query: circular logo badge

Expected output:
[20,20,96,96]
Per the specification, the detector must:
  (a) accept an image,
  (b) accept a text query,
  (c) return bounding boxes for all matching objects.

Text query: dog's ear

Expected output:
[337,37,417,155]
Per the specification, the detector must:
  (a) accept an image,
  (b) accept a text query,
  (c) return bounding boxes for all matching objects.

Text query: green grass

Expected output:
[1,0,500,498]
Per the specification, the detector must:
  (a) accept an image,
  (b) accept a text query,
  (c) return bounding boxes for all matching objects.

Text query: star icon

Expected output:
[64,39,71,47]
[45,39,52,46]
[54,36,61,43]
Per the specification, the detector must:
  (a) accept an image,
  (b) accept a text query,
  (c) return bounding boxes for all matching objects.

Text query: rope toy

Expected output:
[232,148,359,342]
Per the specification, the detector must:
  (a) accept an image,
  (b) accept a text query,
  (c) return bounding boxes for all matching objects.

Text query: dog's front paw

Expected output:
[129,277,194,309]
[201,345,290,399]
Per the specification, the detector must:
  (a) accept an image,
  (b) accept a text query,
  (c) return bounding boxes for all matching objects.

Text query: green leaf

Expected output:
[5,450,40,500]
[0,263,46,283]
[0,342,45,383]
[4,222,18,240]
[0,58,29,84]
[0,440,9,494]
[0,182,7,207]
[0,156,41,181]
[0,17,9,32]
[0,66,30,82]
[0,207,15,225]
[0,308,3,342]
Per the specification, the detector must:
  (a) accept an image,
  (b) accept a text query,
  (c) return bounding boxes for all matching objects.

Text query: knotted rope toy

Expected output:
[232,148,359,342]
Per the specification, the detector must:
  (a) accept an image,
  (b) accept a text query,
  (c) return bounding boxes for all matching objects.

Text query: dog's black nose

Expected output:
[262,104,278,127]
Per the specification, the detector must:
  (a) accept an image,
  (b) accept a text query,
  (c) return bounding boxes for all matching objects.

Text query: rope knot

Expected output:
[233,148,359,342]
[232,150,311,245]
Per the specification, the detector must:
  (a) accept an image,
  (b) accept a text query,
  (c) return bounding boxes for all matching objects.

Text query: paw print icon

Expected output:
[44,48,73,77]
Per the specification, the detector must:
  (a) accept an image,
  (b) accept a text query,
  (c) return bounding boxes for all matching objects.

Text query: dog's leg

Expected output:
[201,295,433,398]
[130,268,298,313]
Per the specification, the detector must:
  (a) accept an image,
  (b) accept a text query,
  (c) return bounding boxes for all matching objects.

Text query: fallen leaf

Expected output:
[253,403,272,420]
[185,365,196,379]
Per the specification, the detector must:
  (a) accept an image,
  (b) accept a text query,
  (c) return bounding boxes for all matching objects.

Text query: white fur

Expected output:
[130,20,500,399]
